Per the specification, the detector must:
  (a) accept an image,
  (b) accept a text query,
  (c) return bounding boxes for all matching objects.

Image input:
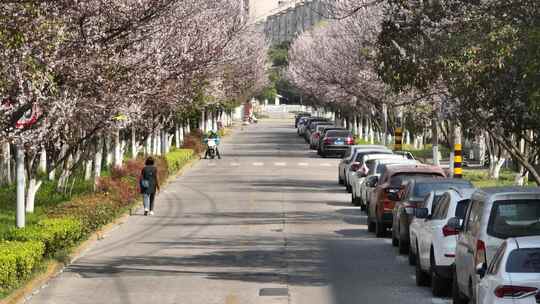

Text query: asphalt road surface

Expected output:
[26,119,451,304]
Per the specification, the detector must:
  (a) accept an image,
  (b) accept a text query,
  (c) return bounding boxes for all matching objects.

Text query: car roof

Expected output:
[364,154,407,161]
[447,187,477,199]
[385,164,446,175]
[411,177,472,185]
[510,236,540,249]
[472,187,540,202]
[374,159,418,165]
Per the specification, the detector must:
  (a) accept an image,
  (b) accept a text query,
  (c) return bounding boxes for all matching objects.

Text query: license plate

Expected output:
[335,139,344,145]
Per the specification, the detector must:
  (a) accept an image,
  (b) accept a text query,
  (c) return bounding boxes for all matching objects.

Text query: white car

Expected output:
[357,159,419,210]
[453,187,540,304]
[310,124,335,149]
[337,145,390,188]
[410,188,476,296]
[350,154,408,208]
[477,236,540,304]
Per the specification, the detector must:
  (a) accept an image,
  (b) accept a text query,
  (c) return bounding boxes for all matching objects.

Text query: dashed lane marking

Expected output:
[230,162,240,166]
[298,163,309,166]
[274,162,286,166]
[253,162,264,166]
[208,163,216,167]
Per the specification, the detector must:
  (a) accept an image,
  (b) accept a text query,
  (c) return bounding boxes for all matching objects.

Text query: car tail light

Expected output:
[383,200,394,212]
[475,239,487,266]
[323,138,332,144]
[494,285,537,298]
[314,132,320,139]
[442,225,459,237]
[346,137,353,144]
[350,162,361,171]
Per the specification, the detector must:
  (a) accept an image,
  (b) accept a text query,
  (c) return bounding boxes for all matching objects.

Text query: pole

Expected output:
[454,125,463,178]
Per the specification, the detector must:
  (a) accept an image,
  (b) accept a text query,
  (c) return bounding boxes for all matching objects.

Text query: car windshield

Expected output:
[488,200,540,238]
[506,248,540,273]
[413,182,473,198]
[327,131,351,137]
[389,173,443,187]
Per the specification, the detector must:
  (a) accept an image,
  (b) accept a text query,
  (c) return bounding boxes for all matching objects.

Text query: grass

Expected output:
[0,179,92,239]
[463,169,527,188]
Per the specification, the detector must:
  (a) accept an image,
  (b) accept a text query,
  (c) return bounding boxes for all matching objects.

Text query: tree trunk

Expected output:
[382,103,388,146]
[131,127,138,159]
[175,124,181,148]
[514,137,527,186]
[113,129,122,167]
[358,115,364,140]
[160,129,168,155]
[25,178,42,213]
[93,136,104,191]
[16,146,25,228]
[432,115,440,166]
[84,160,93,181]
[39,148,47,174]
[1,142,12,185]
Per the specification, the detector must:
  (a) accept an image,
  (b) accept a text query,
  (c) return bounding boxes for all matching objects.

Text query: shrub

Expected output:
[182,131,205,154]
[165,149,194,173]
[6,218,83,257]
[0,241,45,290]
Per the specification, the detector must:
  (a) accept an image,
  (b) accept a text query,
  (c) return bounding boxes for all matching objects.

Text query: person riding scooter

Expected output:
[203,130,221,159]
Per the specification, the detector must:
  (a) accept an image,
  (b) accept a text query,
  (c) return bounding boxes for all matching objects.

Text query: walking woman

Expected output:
[140,157,160,216]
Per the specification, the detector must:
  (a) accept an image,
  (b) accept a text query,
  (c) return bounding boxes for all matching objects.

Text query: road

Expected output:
[26,119,450,304]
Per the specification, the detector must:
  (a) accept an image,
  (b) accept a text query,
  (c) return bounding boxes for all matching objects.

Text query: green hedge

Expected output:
[165,149,195,173]
[0,241,44,290]
[6,218,84,257]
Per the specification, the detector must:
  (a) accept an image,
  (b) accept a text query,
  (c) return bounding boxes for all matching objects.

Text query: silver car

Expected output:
[451,187,540,304]
[477,236,540,304]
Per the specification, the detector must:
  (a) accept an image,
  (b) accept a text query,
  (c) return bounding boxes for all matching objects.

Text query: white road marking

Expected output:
[298,163,309,166]
[274,162,286,166]
[230,162,240,166]
[320,163,332,167]
[253,162,264,166]
[431,298,452,304]
[208,163,216,167]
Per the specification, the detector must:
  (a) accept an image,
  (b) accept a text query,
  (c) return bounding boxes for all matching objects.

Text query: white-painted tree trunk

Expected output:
[432,116,440,166]
[352,116,358,136]
[145,135,152,155]
[16,146,25,228]
[1,142,12,185]
[113,129,122,167]
[186,122,191,134]
[105,135,112,168]
[490,157,506,179]
[160,129,168,155]
[175,124,181,148]
[93,137,103,191]
[514,137,526,186]
[39,148,47,174]
[131,127,138,159]
[84,160,93,181]
[25,178,42,213]
[358,115,363,140]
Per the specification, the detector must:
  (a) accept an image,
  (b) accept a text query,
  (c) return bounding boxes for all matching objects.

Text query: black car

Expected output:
[319,130,354,157]
[317,127,346,154]
[391,178,474,254]
[295,112,311,128]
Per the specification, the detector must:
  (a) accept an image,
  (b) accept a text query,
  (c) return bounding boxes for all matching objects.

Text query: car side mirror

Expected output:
[476,262,487,278]
[366,176,378,187]
[447,217,463,231]
[415,208,429,219]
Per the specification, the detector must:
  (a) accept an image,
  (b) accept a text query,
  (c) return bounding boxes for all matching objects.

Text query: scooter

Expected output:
[205,138,219,159]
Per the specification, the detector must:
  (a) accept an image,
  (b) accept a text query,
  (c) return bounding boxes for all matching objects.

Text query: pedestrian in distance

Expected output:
[139,157,160,216]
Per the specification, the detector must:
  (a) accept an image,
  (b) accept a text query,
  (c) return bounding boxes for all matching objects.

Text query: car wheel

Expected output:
[408,244,416,266]
[415,247,430,286]
[431,251,449,296]
[398,229,409,255]
[375,218,385,238]
[391,230,398,247]
[368,219,375,233]
[452,268,468,304]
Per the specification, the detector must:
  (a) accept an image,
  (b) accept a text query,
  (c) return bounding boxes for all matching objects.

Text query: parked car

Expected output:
[394,150,416,160]
[392,178,474,254]
[452,187,540,304]
[310,124,335,150]
[476,236,540,304]
[305,121,333,143]
[296,116,310,135]
[410,188,476,296]
[300,117,328,137]
[358,159,419,211]
[349,154,407,206]
[337,145,390,187]
[319,130,354,157]
[295,112,311,128]
[318,127,347,154]
[367,164,446,237]
[343,150,394,193]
